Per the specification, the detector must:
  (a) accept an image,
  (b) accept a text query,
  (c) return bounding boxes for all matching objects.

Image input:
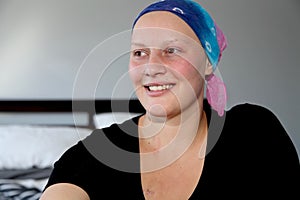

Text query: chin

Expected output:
[146,101,181,120]
[137,91,180,117]
[148,110,168,119]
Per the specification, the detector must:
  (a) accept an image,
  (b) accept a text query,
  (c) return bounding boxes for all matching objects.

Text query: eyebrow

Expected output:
[131,39,180,47]
[130,42,146,47]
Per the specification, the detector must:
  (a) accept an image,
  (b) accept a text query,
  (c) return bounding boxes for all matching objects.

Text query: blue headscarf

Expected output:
[132,0,227,71]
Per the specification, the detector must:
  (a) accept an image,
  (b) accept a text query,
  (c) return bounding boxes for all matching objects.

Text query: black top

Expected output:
[44,101,300,199]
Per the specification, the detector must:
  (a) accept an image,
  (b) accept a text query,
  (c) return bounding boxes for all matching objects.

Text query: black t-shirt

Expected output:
[44,102,300,199]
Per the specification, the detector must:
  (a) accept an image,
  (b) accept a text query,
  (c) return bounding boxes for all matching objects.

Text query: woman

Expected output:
[40,0,299,199]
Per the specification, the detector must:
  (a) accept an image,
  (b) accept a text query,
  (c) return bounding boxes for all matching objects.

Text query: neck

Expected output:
[138,98,207,172]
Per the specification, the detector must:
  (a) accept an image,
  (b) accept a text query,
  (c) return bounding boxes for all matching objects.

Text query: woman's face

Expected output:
[129,11,210,118]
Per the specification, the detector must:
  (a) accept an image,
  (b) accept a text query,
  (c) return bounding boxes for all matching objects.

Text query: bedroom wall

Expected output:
[0,0,299,156]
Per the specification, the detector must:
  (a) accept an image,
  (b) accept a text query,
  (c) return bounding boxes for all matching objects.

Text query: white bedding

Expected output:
[93,112,142,129]
[0,125,92,169]
[0,125,93,199]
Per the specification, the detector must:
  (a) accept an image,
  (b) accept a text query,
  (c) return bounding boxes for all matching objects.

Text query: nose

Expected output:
[144,50,167,77]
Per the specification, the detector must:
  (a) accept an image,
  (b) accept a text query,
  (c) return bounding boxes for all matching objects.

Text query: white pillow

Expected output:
[93,112,142,129]
[0,125,92,169]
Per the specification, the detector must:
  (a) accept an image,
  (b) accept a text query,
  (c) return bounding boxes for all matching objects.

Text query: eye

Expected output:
[132,49,147,57]
[164,47,180,55]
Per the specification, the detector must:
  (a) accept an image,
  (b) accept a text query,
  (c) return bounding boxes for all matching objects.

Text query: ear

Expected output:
[205,58,213,76]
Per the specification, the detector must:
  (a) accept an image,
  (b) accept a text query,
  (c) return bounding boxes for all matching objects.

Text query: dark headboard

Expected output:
[0,99,145,129]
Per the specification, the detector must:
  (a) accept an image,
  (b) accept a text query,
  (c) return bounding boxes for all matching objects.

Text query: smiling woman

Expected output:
[40,0,300,199]
[129,12,209,114]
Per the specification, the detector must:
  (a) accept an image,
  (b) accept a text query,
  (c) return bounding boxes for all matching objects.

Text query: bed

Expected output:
[0,99,144,200]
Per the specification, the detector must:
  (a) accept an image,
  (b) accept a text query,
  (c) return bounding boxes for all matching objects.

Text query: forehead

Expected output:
[132,11,200,45]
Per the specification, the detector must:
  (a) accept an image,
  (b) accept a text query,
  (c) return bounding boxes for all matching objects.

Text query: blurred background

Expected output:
[0,0,299,157]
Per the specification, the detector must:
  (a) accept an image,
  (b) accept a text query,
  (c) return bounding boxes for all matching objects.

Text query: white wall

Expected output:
[0,0,299,156]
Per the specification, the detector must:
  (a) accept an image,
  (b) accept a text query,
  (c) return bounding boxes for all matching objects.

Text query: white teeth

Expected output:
[148,84,173,91]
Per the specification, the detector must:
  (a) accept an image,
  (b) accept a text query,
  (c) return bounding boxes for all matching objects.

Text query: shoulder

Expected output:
[224,102,287,139]
[206,101,284,138]
[227,102,276,119]
[224,102,286,129]
[223,102,299,165]
[88,116,140,153]
[204,102,300,197]
[45,122,140,198]
[204,99,277,126]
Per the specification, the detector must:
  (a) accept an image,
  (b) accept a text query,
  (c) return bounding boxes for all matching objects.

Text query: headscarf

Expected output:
[132,0,227,116]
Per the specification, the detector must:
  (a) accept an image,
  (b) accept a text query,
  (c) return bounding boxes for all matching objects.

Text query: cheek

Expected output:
[172,59,204,81]
[128,60,142,85]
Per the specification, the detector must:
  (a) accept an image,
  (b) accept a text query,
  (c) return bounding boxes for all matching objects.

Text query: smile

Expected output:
[145,84,174,91]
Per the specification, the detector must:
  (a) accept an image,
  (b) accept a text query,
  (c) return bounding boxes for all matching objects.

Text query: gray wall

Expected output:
[0,0,299,157]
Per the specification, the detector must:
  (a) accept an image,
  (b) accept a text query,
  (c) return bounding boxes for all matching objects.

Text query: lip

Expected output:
[144,82,175,97]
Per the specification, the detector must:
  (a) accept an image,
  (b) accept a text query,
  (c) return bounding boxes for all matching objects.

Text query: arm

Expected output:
[40,183,90,200]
